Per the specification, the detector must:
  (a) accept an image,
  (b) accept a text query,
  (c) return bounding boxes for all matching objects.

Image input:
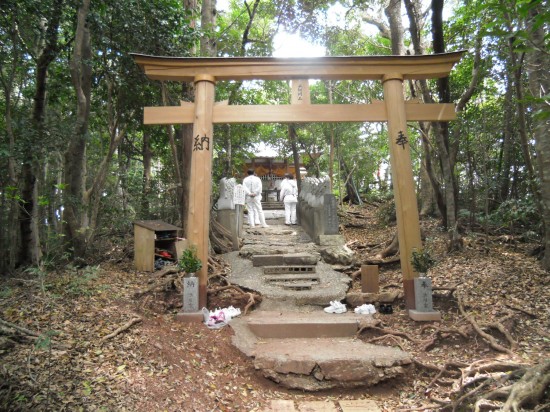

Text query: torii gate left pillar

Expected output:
[187,75,215,308]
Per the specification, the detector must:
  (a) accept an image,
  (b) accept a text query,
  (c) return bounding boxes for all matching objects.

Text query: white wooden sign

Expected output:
[233,184,246,205]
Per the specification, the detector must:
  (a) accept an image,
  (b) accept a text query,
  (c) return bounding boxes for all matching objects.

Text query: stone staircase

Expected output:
[223,219,412,392]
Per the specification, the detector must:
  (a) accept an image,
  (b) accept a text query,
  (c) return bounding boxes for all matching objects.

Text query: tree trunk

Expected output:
[200,0,217,57]
[419,154,436,217]
[432,0,461,250]
[0,21,19,272]
[161,82,185,225]
[18,0,64,266]
[496,80,515,206]
[141,130,152,216]
[178,0,198,234]
[327,82,335,191]
[288,125,302,191]
[417,123,441,218]
[508,43,541,209]
[340,158,361,205]
[526,4,550,269]
[384,0,404,55]
[64,0,92,259]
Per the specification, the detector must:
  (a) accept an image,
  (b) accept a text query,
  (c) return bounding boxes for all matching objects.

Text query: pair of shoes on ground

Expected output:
[354,304,376,315]
[202,306,242,329]
[324,300,347,314]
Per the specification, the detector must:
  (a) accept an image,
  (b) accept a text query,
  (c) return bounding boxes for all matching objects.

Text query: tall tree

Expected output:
[525,1,550,268]
[63,0,92,258]
[18,0,64,265]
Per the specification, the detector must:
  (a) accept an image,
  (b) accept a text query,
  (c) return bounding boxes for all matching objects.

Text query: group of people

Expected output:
[242,169,298,227]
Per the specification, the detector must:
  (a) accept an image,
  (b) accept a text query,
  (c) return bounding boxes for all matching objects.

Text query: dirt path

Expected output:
[1,207,549,410]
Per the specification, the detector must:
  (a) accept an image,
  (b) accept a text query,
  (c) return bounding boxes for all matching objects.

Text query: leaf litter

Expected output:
[0,204,549,411]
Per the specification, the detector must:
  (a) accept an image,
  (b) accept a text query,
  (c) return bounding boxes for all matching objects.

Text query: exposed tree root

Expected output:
[420,325,470,351]
[375,233,399,259]
[364,256,401,265]
[208,284,261,315]
[210,218,239,253]
[357,320,431,347]
[350,269,361,280]
[501,360,550,412]
[134,272,180,297]
[457,293,515,355]
[413,359,549,411]
[367,334,406,350]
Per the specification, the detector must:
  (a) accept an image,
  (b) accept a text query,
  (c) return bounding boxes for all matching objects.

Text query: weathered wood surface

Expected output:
[132,52,464,81]
[143,102,456,124]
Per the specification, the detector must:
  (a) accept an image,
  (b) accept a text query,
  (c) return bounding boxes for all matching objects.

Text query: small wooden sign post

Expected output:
[132,52,464,312]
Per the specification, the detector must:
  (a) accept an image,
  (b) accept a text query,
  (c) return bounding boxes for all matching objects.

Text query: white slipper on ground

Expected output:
[354,304,376,315]
[324,301,347,314]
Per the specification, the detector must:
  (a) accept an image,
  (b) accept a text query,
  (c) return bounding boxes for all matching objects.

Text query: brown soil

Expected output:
[0,204,549,411]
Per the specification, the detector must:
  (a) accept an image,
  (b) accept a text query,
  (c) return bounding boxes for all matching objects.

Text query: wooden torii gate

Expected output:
[132,52,463,311]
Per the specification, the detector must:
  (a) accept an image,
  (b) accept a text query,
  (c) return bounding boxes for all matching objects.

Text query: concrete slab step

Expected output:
[282,282,313,290]
[264,265,316,274]
[263,399,382,412]
[246,311,359,338]
[254,337,411,391]
[265,274,320,283]
[297,401,339,411]
[339,400,382,412]
[253,253,318,267]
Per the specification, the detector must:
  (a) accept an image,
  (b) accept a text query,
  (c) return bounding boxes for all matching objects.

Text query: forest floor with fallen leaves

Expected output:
[1,203,549,411]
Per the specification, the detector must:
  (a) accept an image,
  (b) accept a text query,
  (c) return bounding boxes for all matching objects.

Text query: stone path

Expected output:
[223,217,411,394]
[264,399,382,412]
[263,400,382,412]
[225,218,350,310]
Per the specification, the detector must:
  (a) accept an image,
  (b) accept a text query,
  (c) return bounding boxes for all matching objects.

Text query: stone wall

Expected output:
[298,176,340,244]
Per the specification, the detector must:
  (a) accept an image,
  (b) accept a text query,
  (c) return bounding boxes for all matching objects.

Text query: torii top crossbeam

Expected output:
[132,51,463,81]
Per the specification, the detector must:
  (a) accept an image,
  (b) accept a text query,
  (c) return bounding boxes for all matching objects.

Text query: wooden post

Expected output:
[382,73,423,309]
[187,74,216,309]
[291,79,310,105]
[361,265,379,293]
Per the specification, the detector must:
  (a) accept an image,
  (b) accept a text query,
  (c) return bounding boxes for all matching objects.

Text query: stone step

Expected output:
[263,399,382,412]
[230,311,412,391]
[253,253,318,267]
[282,282,313,291]
[265,274,320,283]
[246,311,359,338]
[263,265,316,275]
[262,201,284,210]
[253,337,411,391]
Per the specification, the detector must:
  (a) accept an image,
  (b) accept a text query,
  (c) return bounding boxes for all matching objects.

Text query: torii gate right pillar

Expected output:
[383,73,423,309]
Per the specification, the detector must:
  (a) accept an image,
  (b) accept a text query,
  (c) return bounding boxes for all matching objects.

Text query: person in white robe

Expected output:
[242,169,268,228]
[279,173,298,225]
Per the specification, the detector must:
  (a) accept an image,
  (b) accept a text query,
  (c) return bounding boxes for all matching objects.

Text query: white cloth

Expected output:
[243,174,267,227]
[280,178,298,224]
